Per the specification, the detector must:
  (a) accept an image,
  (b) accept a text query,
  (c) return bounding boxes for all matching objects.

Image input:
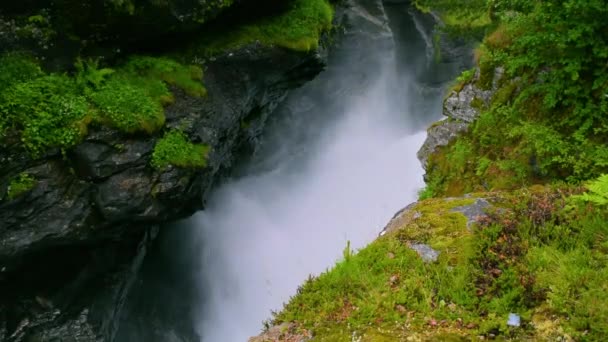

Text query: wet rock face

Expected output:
[0,43,326,341]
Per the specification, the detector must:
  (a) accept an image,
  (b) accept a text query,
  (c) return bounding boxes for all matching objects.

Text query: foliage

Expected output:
[6,173,36,200]
[151,130,210,170]
[119,56,206,100]
[414,0,492,38]
[0,54,45,138]
[571,174,608,206]
[0,73,90,154]
[422,0,608,197]
[74,58,115,90]
[0,54,43,90]
[273,187,608,340]
[0,53,205,154]
[89,78,165,134]
[191,0,334,55]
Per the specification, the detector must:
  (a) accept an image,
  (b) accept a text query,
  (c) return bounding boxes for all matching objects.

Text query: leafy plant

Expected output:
[571,174,608,206]
[75,58,115,90]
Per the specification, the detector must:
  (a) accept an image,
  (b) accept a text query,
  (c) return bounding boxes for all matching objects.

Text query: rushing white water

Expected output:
[195,85,426,342]
[194,16,431,342]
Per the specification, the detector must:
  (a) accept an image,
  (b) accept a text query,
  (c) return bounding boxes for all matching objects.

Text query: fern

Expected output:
[572,174,608,206]
[75,58,114,90]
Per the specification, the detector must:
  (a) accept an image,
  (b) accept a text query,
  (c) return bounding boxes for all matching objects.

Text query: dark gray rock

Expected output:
[417,67,503,169]
[443,71,495,123]
[417,119,469,168]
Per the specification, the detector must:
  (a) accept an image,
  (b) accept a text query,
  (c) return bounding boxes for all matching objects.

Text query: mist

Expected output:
[191,3,462,340]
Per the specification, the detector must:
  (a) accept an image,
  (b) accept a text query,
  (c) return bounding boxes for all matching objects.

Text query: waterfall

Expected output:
[114,2,470,341]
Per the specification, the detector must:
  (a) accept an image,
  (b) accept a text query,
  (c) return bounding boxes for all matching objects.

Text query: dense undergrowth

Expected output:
[0,54,205,155]
[418,0,608,198]
[273,180,608,341]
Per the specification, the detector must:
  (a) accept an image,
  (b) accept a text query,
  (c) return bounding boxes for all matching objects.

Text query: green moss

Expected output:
[476,49,495,90]
[89,78,165,134]
[413,0,492,38]
[491,81,518,107]
[119,56,206,100]
[151,130,210,170]
[470,97,485,110]
[192,0,334,55]
[6,173,36,199]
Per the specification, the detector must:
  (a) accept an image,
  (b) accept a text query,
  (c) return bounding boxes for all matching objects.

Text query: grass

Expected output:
[151,130,210,170]
[272,184,608,340]
[191,0,334,56]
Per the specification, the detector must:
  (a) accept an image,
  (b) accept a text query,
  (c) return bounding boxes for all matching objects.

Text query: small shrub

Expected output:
[151,130,210,170]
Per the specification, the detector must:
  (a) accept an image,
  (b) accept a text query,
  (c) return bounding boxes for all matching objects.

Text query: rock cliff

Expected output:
[0,1,333,340]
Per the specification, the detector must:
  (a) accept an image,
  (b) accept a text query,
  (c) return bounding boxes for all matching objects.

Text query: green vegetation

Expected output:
[420,0,608,197]
[273,185,608,340]
[0,73,90,154]
[89,78,165,134]
[151,130,210,170]
[572,174,608,206]
[119,56,206,100]
[414,0,492,37]
[0,54,205,155]
[192,0,334,55]
[6,173,36,199]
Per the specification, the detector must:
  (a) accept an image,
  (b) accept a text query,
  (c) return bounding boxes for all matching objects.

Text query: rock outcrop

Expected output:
[417,67,503,169]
